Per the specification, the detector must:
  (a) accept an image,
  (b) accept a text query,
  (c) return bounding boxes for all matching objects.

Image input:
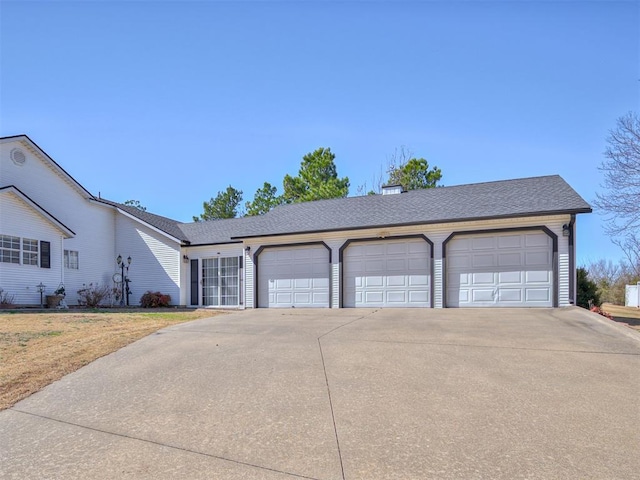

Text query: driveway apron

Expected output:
[1,308,639,479]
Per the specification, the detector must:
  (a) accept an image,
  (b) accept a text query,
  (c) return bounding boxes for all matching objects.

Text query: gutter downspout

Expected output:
[568,214,576,305]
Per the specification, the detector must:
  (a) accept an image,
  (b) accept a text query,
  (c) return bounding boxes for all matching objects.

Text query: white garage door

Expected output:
[258,245,330,308]
[343,238,431,307]
[446,231,553,307]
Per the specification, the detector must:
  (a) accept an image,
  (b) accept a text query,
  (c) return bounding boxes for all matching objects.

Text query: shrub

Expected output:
[590,306,614,320]
[577,267,601,308]
[0,288,15,306]
[140,291,171,308]
[77,283,111,308]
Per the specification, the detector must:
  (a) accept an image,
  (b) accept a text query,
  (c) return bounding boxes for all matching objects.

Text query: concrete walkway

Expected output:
[1,307,639,479]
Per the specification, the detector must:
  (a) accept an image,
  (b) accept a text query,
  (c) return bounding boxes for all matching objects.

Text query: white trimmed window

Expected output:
[64,250,79,269]
[22,238,39,266]
[0,235,20,264]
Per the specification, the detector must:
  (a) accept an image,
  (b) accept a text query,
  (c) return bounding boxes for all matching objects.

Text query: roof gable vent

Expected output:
[10,148,26,166]
[381,184,404,195]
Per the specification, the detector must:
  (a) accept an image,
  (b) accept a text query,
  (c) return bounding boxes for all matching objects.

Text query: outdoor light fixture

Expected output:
[36,282,46,308]
[245,246,251,252]
[562,224,570,237]
[116,254,133,307]
[183,254,189,263]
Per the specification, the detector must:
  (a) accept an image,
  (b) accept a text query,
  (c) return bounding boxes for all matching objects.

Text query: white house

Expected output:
[1,135,592,309]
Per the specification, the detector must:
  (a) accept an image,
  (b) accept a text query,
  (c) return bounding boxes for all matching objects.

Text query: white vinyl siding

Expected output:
[0,192,65,304]
[257,245,330,308]
[343,238,431,307]
[115,214,181,306]
[446,231,553,307]
[2,140,117,306]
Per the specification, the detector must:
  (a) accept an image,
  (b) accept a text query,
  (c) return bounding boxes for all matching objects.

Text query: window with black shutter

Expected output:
[40,241,51,268]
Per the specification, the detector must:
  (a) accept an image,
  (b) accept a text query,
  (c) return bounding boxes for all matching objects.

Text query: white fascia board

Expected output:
[1,187,75,238]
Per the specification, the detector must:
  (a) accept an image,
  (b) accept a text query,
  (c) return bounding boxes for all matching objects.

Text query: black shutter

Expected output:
[40,241,51,269]
[190,259,199,305]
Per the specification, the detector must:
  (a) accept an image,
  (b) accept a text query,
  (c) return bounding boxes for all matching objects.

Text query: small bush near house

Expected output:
[577,267,601,308]
[140,291,171,308]
[590,306,614,320]
[0,289,15,306]
[77,283,111,308]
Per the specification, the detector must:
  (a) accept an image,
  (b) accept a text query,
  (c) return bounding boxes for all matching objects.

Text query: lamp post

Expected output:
[116,255,132,306]
[36,282,46,308]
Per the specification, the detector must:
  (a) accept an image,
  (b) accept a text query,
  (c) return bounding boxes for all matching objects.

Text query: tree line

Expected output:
[579,111,640,307]
[192,146,442,221]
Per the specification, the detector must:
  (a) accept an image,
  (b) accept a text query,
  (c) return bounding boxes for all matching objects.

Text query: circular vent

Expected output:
[10,148,26,166]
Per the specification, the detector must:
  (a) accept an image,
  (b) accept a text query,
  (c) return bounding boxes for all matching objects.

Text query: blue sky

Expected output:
[1,1,638,265]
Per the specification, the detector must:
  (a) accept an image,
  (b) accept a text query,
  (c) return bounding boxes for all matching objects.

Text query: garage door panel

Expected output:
[343,238,431,308]
[387,243,409,255]
[294,278,310,289]
[526,251,550,266]
[365,291,384,303]
[498,235,522,248]
[275,292,292,304]
[472,289,495,302]
[499,289,522,302]
[526,233,551,247]
[526,270,551,283]
[410,258,429,271]
[409,290,429,303]
[449,255,470,268]
[472,237,495,250]
[409,275,429,286]
[452,289,468,304]
[258,245,330,308]
[409,242,430,254]
[275,279,292,289]
[386,259,408,272]
[366,260,385,272]
[498,271,522,284]
[447,230,553,307]
[366,244,385,256]
[526,288,551,302]
[387,275,407,287]
[499,253,522,266]
[473,254,495,268]
[472,272,495,285]
[312,277,329,288]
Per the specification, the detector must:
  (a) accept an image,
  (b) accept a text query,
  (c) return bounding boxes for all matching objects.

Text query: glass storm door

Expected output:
[202,257,239,306]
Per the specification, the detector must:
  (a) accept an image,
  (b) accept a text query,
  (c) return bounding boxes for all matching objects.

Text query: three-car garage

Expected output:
[254,228,558,309]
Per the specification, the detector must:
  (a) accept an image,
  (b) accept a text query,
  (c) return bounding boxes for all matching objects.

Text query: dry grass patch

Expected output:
[0,309,221,410]
[601,303,640,331]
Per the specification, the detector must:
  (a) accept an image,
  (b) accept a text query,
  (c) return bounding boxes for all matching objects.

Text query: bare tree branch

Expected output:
[594,112,640,272]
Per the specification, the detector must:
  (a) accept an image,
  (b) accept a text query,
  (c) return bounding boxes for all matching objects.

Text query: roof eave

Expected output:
[230,208,592,240]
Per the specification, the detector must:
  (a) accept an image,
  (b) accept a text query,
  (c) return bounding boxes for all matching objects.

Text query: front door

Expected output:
[202,257,239,306]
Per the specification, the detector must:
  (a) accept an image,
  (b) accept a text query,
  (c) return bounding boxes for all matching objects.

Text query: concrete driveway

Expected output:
[1,308,639,480]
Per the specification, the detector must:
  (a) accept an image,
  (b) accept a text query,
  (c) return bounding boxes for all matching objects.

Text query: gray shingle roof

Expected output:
[100,175,591,245]
[230,175,592,239]
[96,198,191,242]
